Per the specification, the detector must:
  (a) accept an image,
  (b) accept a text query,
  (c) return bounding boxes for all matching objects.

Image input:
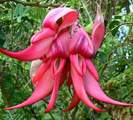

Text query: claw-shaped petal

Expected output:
[70,55,104,112]
[84,70,133,106]
[5,64,54,110]
[0,38,53,61]
[45,59,66,112]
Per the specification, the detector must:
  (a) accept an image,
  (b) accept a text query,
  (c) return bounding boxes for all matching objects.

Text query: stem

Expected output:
[48,111,56,120]
[0,0,61,8]
[71,107,78,120]
[43,103,56,120]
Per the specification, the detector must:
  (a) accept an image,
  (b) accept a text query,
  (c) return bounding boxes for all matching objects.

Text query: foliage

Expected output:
[0,0,133,119]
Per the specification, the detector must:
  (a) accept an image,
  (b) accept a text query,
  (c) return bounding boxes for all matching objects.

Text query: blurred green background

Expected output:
[0,0,133,120]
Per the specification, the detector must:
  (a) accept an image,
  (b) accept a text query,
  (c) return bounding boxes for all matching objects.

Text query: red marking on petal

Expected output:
[31,28,56,43]
[92,5,105,54]
[60,62,70,86]
[81,59,87,75]
[4,64,54,110]
[0,38,53,61]
[43,7,78,31]
[67,74,73,87]
[70,56,105,112]
[63,91,80,112]
[58,11,79,32]
[85,59,99,80]
[84,70,133,106]
[45,59,66,112]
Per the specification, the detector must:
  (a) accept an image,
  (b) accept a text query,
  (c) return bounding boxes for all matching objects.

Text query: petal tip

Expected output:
[96,4,104,23]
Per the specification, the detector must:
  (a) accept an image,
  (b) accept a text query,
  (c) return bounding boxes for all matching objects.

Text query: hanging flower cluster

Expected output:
[0,6,133,112]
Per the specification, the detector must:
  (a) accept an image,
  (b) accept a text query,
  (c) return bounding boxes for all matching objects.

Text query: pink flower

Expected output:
[0,6,133,112]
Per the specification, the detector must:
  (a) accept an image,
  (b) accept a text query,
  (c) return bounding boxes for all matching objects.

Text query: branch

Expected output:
[0,0,62,8]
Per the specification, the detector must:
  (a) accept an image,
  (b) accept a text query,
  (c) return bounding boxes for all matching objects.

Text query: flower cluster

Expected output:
[0,6,132,112]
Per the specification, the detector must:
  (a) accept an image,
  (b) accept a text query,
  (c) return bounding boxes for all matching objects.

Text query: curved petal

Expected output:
[63,91,80,112]
[0,38,53,61]
[45,59,66,112]
[85,59,99,80]
[31,28,56,43]
[84,70,133,106]
[70,55,104,112]
[92,5,105,54]
[43,7,78,31]
[5,63,54,110]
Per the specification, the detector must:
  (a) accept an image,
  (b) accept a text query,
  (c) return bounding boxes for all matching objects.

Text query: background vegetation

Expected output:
[0,0,133,119]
